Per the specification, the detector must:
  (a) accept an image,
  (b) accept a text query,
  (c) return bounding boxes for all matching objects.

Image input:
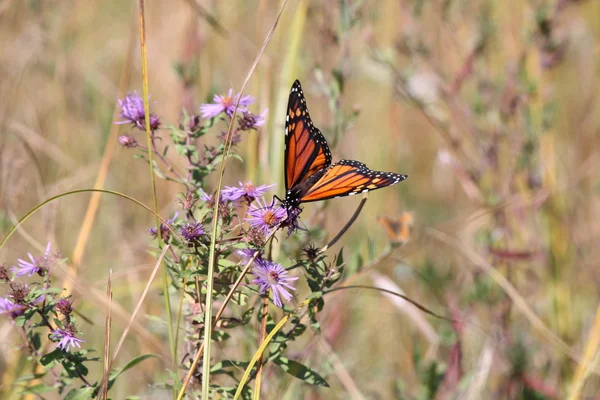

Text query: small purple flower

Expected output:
[50,326,85,352]
[252,261,298,308]
[115,92,160,131]
[236,248,262,263]
[238,109,268,131]
[55,298,73,316]
[12,242,53,277]
[222,181,275,204]
[118,135,139,148]
[0,265,9,282]
[180,222,205,242]
[245,198,286,235]
[200,88,254,119]
[149,213,178,240]
[199,188,212,203]
[282,206,302,236]
[0,297,25,319]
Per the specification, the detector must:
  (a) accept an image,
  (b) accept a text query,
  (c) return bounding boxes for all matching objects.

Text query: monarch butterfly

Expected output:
[377,212,414,245]
[280,80,408,212]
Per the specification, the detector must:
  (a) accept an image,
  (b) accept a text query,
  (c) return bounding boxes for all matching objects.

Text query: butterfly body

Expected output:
[282,80,408,212]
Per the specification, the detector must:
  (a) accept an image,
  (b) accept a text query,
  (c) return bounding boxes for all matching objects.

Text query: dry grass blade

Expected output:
[318,339,366,400]
[463,339,495,400]
[567,306,600,400]
[98,245,169,398]
[370,272,439,345]
[182,0,229,38]
[101,269,113,400]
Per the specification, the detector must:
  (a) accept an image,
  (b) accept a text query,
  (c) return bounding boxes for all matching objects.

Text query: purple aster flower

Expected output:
[245,198,286,235]
[180,222,205,242]
[50,326,85,352]
[200,88,254,119]
[12,242,53,277]
[238,109,268,131]
[252,260,298,308]
[149,213,178,240]
[222,181,275,204]
[0,297,26,319]
[115,91,161,131]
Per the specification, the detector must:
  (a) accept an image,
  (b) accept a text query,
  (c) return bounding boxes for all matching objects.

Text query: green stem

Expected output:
[138,0,175,383]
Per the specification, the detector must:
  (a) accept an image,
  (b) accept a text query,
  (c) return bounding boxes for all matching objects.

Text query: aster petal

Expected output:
[236,93,255,107]
[271,288,282,308]
[254,109,268,127]
[200,103,226,119]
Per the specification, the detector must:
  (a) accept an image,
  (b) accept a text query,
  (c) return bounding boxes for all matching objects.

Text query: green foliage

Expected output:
[273,357,330,387]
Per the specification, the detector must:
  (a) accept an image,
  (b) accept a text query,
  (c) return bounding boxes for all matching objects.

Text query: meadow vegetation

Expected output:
[1,1,600,399]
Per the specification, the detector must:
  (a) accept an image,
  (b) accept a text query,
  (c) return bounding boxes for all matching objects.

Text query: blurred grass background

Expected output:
[2,0,600,398]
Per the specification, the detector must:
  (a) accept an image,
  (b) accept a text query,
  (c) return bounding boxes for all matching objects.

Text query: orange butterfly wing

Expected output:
[377,212,414,244]
[300,160,408,202]
[285,80,332,191]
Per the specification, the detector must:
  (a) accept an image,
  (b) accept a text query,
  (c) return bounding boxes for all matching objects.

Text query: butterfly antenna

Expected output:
[320,193,368,253]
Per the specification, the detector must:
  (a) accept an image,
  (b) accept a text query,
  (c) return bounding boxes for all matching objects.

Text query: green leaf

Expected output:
[20,383,58,394]
[108,354,159,390]
[64,387,95,400]
[211,360,251,378]
[14,373,47,382]
[335,247,344,267]
[40,348,63,366]
[274,357,330,387]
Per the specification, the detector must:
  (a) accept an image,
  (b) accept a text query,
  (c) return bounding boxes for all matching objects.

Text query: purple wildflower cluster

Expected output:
[0,297,25,319]
[180,222,205,242]
[11,242,54,277]
[0,244,85,352]
[238,250,298,308]
[200,88,267,130]
[222,181,275,204]
[116,91,161,131]
[149,213,179,240]
[50,325,85,352]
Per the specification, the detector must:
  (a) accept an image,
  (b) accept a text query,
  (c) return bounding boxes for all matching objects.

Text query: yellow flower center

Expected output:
[243,181,256,194]
[263,211,276,226]
[222,96,233,108]
[268,270,280,283]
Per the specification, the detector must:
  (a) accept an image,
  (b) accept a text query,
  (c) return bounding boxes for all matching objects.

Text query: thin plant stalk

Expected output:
[200,2,289,398]
[174,276,189,361]
[233,311,294,400]
[253,293,270,400]
[101,270,113,400]
[0,189,184,250]
[98,245,169,399]
[136,0,176,373]
[178,229,278,400]
[320,195,368,252]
